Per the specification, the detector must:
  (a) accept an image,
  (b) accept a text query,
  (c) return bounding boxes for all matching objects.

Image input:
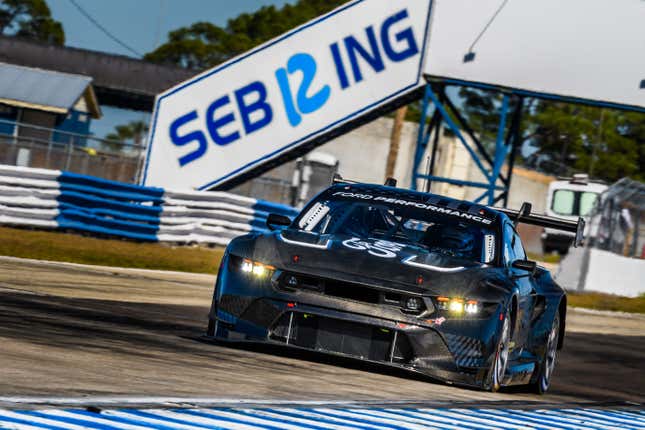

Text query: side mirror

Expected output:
[266,213,291,230]
[511,259,537,276]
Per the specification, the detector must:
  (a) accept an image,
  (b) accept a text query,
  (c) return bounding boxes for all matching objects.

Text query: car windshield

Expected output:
[294,192,497,264]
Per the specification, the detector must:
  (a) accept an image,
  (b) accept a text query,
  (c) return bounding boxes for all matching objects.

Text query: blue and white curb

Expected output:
[0,164,298,245]
[0,406,643,429]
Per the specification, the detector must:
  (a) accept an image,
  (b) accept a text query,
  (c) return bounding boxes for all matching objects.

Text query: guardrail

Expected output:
[0,164,298,245]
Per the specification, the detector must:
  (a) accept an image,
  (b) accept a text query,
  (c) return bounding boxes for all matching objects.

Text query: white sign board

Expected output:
[142,0,432,190]
[424,0,645,110]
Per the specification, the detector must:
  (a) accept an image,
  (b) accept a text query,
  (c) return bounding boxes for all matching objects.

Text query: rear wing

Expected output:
[493,205,585,247]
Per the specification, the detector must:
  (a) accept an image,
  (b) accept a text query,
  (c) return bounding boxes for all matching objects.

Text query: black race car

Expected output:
[206,179,584,393]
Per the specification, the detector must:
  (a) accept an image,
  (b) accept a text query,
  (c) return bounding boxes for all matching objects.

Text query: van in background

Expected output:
[542,174,607,254]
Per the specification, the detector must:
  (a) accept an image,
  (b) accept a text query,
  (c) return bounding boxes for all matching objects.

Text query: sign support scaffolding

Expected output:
[411,82,524,207]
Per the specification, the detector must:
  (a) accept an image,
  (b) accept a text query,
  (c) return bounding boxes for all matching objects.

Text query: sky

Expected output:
[47,0,295,57]
[46,0,295,139]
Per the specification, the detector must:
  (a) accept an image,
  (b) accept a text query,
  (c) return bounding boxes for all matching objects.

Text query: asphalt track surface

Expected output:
[1,256,643,407]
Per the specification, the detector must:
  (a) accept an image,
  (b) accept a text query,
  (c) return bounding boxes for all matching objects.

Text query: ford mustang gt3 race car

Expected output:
[206,178,584,393]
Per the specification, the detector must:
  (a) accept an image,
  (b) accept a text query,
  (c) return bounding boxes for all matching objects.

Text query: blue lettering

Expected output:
[275,68,302,127]
[276,53,330,127]
[234,81,273,135]
[381,9,419,62]
[169,110,207,166]
[330,42,350,90]
[291,53,330,114]
[344,26,384,84]
[206,95,240,146]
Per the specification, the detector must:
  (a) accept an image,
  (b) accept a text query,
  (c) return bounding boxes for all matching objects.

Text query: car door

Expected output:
[503,222,536,355]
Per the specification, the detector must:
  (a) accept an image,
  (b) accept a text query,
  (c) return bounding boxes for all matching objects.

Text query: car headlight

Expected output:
[239,258,275,279]
[464,300,479,314]
[436,296,480,315]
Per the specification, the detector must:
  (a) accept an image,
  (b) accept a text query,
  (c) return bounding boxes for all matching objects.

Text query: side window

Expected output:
[503,222,516,267]
[513,231,527,261]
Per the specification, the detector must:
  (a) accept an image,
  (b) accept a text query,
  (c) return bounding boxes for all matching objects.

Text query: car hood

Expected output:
[240,230,501,297]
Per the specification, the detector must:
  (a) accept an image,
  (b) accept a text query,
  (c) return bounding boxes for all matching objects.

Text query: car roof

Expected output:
[326,183,503,224]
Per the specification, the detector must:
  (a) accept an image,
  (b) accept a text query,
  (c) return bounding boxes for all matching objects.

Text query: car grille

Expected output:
[276,271,431,314]
[270,312,413,364]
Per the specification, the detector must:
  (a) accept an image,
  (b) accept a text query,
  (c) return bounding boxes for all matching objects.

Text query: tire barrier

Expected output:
[0,164,298,245]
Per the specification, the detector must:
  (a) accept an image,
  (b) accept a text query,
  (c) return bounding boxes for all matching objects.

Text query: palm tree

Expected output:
[103,121,149,153]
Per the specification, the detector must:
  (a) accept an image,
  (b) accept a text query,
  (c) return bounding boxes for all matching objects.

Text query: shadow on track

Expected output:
[1,290,643,402]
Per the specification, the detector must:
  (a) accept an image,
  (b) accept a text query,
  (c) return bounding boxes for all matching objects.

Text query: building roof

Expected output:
[0,62,101,118]
[0,35,197,111]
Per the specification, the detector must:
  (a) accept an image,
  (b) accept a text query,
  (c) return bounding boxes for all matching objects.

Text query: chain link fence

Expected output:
[588,178,645,258]
[0,120,339,203]
[0,121,144,183]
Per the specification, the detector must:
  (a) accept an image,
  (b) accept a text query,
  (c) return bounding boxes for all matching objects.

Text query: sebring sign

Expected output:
[142,0,432,190]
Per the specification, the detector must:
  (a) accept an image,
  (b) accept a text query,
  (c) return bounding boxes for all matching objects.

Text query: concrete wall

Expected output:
[317,116,418,186]
[234,116,420,204]
[557,247,645,297]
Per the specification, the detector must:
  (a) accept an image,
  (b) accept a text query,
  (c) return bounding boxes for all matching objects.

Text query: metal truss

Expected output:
[411,83,524,207]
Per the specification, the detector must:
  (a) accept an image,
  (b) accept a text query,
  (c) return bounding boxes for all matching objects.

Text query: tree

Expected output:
[143,22,230,69]
[145,0,346,69]
[104,120,149,152]
[0,0,64,45]
[456,87,645,183]
[526,102,644,181]
[454,87,507,153]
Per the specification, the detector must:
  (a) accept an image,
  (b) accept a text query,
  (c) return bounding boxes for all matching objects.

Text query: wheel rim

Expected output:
[543,318,560,384]
[495,317,510,386]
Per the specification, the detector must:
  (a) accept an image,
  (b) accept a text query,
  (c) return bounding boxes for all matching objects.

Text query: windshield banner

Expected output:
[331,191,494,225]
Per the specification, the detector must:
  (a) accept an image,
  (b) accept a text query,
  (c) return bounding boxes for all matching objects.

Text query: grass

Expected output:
[567,292,645,314]
[0,226,224,274]
[528,252,561,264]
[1,227,643,314]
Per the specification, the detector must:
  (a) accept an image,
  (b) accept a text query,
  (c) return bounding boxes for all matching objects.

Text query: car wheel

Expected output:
[206,270,222,337]
[484,306,511,392]
[206,298,219,337]
[530,314,560,394]
[206,317,218,337]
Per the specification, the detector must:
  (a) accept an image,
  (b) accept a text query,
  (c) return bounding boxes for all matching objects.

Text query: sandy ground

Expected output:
[0,256,643,405]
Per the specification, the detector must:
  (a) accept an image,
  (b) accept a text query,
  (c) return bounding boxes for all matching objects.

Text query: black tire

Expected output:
[530,314,560,394]
[484,305,512,392]
[206,267,223,337]
[206,317,217,337]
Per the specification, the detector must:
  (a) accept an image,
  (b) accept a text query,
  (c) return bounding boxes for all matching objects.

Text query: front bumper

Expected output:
[208,262,504,388]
